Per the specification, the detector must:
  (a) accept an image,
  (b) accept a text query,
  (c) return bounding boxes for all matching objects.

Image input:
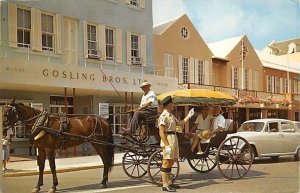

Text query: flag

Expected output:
[239,39,248,61]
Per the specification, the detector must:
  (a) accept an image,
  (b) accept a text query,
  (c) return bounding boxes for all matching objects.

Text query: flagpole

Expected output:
[241,38,244,90]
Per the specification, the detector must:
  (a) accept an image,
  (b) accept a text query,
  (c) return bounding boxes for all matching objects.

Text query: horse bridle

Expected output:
[4,105,22,128]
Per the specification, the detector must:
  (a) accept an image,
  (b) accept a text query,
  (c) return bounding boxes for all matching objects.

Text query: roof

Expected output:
[153,15,183,35]
[244,118,292,123]
[268,37,300,55]
[208,35,245,58]
[255,49,300,74]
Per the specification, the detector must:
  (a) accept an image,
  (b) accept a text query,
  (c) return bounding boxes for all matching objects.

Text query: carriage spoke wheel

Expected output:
[147,149,179,186]
[187,147,217,173]
[122,152,148,178]
[217,136,254,180]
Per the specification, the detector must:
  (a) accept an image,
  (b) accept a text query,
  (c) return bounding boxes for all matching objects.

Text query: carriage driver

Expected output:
[159,96,194,192]
[128,81,158,133]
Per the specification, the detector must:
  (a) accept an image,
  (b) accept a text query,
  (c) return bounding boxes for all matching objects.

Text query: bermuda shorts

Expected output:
[161,134,179,160]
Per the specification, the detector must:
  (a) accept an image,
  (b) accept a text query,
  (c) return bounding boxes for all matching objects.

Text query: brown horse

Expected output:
[2,100,114,193]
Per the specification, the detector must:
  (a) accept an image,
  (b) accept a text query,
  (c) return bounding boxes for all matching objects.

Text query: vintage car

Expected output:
[229,119,300,160]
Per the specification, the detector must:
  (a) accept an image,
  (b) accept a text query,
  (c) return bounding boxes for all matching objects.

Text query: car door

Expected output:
[262,121,284,154]
[279,121,300,154]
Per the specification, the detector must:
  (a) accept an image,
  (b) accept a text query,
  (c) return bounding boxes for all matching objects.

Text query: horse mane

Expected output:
[15,103,41,115]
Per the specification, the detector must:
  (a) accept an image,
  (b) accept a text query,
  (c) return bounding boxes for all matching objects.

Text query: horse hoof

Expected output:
[47,188,56,193]
[99,183,107,189]
[31,187,40,193]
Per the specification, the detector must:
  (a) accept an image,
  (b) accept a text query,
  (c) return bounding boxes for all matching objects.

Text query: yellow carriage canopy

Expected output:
[157,89,236,105]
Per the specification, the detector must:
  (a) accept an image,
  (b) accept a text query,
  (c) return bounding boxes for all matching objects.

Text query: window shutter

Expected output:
[248,69,252,90]
[238,67,243,89]
[194,58,199,84]
[8,3,17,48]
[204,61,210,85]
[140,34,146,66]
[178,55,183,84]
[126,32,131,65]
[115,29,122,64]
[289,79,292,93]
[139,0,145,8]
[298,81,300,94]
[98,24,106,61]
[189,57,195,83]
[83,21,88,58]
[31,8,42,51]
[55,14,62,54]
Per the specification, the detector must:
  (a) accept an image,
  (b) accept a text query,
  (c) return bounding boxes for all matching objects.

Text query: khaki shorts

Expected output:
[161,134,179,160]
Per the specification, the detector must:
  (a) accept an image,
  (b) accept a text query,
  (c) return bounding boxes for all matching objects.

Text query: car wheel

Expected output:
[294,149,300,161]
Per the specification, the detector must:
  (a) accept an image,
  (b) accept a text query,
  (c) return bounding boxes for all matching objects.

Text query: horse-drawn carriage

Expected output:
[2,89,254,192]
[120,89,254,185]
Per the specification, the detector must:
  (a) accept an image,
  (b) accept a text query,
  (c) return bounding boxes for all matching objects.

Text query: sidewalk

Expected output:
[3,153,124,177]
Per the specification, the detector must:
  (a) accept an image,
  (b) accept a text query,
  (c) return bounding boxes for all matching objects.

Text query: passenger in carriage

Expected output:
[158,96,194,192]
[188,106,213,153]
[190,105,226,154]
[127,81,158,133]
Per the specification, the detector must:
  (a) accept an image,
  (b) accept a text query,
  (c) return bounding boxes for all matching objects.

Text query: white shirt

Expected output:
[140,90,158,109]
[194,114,212,131]
[212,114,226,130]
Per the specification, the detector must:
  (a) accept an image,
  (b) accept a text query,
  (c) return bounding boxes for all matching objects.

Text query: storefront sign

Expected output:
[99,103,109,118]
[0,58,178,94]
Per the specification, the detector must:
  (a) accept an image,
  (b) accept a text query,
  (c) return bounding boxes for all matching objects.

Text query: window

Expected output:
[284,78,289,93]
[131,34,139,59]
[281,122,295,133]
[268,122,279,132]
[181,27,189,39]
[293,80,298,94]
[50,96,73,114]
[198,60,205,85]
[253,70,259,91]
[164,53,173,77]
[275,77,280,93]
[105,28,114,60]
[233,67,238,89]
[17,8,31,48]
[41,13,54,51]
[130,0,139,6]
[182,57,189,83]
[267,76,272,92]
[244,69,249,90]
[87,24,98,58]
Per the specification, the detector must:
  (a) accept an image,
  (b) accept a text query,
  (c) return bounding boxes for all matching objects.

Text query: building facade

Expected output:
[0,0,178,154]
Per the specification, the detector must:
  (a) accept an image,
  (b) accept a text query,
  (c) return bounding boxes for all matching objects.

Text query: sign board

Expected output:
[30,103,43,111]
[99,103,109,118]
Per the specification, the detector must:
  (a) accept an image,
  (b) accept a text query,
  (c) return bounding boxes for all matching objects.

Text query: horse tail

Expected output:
[107,124,114,171]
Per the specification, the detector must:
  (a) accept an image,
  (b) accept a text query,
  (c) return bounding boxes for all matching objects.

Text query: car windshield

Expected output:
[238,122,265,132]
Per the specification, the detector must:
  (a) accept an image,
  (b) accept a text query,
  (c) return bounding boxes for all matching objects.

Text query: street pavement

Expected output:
[2,156,299,193]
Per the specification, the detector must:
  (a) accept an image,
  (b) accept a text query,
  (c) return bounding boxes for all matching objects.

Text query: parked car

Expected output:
[228,119,300,161]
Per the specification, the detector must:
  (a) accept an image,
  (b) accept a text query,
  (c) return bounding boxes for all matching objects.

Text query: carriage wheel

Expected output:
[187,147,217,173]
[216,136,254,180]
[147,149,179,186]
[122,151,148,178]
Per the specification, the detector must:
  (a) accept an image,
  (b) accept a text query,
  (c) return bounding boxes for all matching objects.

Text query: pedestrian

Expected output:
[2,129,10,173]
[158,96,194,192]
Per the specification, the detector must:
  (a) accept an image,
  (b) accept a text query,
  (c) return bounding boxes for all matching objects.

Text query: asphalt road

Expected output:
[2,157,299,193]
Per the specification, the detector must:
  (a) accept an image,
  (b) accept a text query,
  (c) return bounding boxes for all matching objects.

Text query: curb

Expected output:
[3,163,122,177]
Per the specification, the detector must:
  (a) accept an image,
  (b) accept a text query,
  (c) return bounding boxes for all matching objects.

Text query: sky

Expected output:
[152,0,300,49]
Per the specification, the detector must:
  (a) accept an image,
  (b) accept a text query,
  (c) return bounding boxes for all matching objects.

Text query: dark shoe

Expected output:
[162,185,176,192]
[170,184,180,189]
